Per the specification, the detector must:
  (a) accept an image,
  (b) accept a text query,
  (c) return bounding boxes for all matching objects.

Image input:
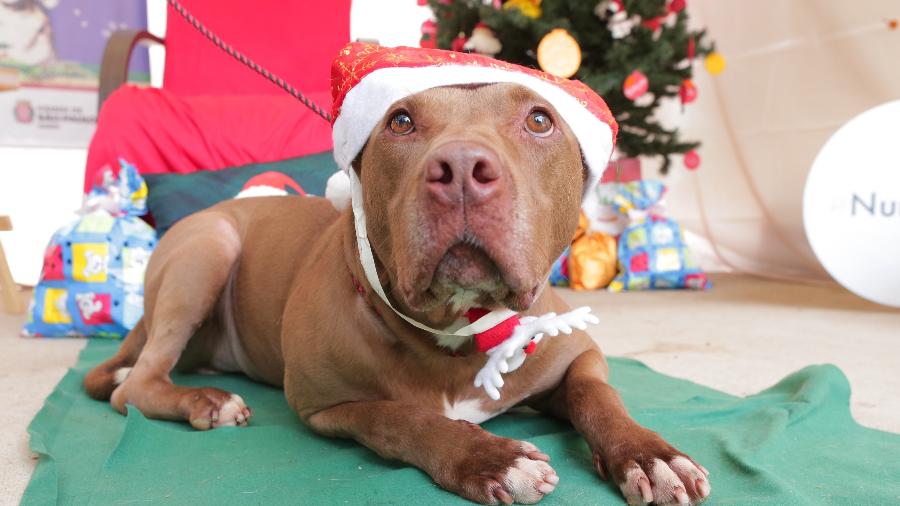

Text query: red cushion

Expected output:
[84,85,333,191]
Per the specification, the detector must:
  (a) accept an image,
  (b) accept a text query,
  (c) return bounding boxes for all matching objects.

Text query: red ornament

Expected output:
[419,34,436,49]
[669,0,686,13]
[679,79,698,104]
[417,0,427,5]
[684,150,701,170]
[642,16,663,32]
[420,19,438,49]
[421,19,437,36]
[687,36,696,59]
[623,70,649,101]
[451,32,468,52]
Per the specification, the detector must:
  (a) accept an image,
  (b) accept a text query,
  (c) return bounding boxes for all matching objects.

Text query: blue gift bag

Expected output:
[23,160,156,338]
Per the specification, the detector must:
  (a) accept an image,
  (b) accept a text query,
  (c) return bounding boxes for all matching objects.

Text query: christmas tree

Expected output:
[421,0,722,173]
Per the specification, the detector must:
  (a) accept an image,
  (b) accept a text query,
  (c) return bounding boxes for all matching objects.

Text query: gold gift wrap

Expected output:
[568,212,618,291]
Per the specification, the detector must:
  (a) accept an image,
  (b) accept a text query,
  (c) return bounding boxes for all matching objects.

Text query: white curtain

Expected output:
[662,0,900,282]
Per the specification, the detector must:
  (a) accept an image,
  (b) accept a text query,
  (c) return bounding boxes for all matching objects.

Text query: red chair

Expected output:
[84,0,351,191]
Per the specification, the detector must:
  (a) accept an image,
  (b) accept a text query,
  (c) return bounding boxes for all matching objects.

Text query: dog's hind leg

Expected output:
[84,317,148,400]
[107,213,251,430]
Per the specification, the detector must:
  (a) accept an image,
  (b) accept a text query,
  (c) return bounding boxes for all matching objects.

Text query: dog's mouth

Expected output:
[402,237,542,316]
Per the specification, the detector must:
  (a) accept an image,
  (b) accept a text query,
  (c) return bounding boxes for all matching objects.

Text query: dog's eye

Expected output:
[388,112,415,135]
[525,110,553,137]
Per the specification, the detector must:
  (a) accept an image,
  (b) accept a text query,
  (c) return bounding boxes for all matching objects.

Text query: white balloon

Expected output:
[804,101,900,307]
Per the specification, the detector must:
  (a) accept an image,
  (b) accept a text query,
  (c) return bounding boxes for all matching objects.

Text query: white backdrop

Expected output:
[664,0,900,282]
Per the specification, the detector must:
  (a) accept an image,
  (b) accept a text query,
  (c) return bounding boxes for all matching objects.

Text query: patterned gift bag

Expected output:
[23,160,156,338]
[608,181,710,292]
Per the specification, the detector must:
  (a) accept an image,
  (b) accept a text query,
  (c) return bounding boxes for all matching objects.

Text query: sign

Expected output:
[0,0,148,148]
[804,101,900,307]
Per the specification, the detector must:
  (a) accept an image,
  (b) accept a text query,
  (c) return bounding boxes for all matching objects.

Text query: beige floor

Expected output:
[1,274,898,505]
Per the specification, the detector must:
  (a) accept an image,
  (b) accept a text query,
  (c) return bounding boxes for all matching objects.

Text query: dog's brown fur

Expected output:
[85,84,710,505]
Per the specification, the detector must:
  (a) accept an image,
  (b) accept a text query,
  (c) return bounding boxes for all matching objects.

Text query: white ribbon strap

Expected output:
[348,169,516,336]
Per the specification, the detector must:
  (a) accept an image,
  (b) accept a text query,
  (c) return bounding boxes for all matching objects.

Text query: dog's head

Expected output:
[355,83,585,323]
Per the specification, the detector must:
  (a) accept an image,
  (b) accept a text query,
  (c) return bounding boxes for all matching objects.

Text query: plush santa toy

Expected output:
[325,43,617,399]
[234,171,306,199]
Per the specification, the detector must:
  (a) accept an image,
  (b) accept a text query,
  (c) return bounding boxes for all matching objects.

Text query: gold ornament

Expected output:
[704,52,726,75]
[503,0,542,20]
[537,28,582,78]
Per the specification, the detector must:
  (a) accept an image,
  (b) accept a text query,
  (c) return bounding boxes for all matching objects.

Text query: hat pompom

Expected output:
[325,171,351,211]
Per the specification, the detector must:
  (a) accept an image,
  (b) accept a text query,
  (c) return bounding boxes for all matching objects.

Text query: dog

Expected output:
[84,81,711,505]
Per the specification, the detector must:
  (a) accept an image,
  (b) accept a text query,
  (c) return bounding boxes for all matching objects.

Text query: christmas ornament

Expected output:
[464,23,502,56]
[684,150,700,170]
[687,36,696,59]
[537,28,582,78]
[503,0,542,19]
[669,0,686,13]
[417,0,427,5]
[451,32,468,52]
[327,43,614,399]
[420,19,437,49]
[679,79,697,104]
[623,70,649,101]
[598,0,635,39]
[889,19,898,30]
[633,92,655,108]
[704,51,726,75]
[642,16,664,32]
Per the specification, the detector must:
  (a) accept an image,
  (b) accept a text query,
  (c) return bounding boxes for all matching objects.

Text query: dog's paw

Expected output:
[617,456,709,506]
[453,438,557,505]
[595,430,710,506]
[183,389,252,430]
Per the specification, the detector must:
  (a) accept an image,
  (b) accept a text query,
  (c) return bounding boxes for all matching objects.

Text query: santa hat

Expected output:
[326,42,618,210]
[235,171,306,199]
[326,42,618,339]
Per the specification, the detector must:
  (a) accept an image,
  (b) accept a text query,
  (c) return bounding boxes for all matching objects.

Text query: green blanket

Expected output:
[23,340,900,505]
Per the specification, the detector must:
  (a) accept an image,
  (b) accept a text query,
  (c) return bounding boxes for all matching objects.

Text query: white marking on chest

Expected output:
[443,397,500,424]
[434,331,471,350]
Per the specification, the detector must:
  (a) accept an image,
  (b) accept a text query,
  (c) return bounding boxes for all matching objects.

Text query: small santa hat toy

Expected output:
[235,171,306,199]
[325,42,610,399]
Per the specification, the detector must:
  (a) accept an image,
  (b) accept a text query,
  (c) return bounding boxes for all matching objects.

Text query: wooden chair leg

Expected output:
[0,216,26,314]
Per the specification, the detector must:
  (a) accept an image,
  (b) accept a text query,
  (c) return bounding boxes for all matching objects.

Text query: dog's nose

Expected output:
[425,141,503,204]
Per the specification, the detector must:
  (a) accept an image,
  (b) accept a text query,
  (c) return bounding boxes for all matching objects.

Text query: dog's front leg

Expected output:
[537,350,711,506]
[308,401,558,504]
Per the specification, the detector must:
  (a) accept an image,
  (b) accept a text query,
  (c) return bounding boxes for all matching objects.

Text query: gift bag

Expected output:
[23,160,156,338]
[608,181,710,292]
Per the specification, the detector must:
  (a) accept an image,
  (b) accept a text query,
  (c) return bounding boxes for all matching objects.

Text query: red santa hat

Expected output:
[326,42,618,210]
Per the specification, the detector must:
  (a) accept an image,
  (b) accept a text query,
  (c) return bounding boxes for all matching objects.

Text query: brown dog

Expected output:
[85,83,710,505]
